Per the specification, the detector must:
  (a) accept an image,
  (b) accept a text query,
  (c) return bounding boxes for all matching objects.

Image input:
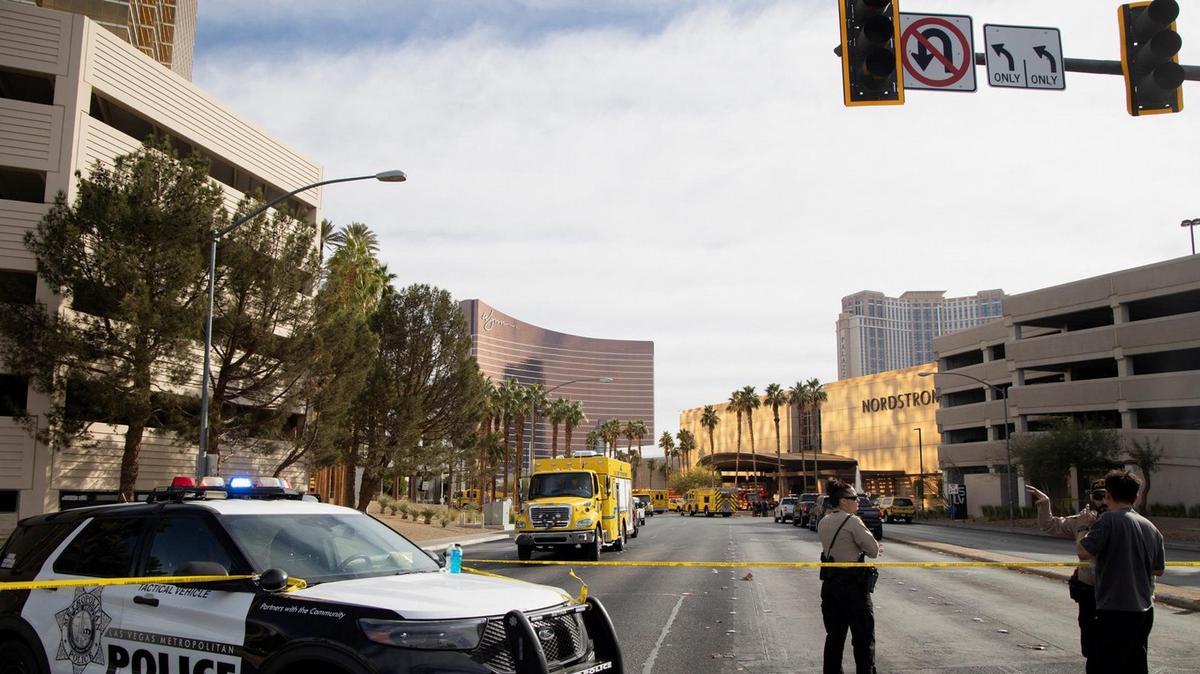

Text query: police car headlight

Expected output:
[575,517,593,528]
[359,618,486,650]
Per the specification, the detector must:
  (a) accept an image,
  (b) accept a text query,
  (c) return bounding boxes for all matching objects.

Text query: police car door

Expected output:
[110,512,255,674]
[20,514,146,674]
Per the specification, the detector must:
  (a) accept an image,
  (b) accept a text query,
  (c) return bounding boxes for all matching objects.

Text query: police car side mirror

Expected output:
[176,561,229,577]
[436,552,447,568]
[259,568,290,593]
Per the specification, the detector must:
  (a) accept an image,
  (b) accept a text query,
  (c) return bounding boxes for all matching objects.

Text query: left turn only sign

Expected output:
[899,13,976,92]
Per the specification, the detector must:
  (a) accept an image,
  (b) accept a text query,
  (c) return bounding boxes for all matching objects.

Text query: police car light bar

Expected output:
[171,476,197,488]
[228,477,254,490]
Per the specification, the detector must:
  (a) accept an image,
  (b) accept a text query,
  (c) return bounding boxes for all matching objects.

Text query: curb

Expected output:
[914,519,1200,553]
[889,534,1200,612]
[421,533,513,553]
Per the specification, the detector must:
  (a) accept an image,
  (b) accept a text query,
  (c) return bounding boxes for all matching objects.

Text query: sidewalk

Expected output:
[419,531,513,553]
[888,530,1200,612]
[914,517,1200,552]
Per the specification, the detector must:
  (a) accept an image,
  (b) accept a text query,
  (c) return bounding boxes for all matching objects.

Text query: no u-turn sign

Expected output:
[899,13,976,92]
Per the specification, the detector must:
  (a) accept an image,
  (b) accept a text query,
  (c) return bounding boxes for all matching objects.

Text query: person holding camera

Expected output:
[818,479,880,674]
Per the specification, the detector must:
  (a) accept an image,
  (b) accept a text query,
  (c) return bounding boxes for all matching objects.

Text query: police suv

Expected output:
[0,477,623,674]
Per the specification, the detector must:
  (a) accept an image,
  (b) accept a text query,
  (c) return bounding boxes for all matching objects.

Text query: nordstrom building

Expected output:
[0,2,319,532]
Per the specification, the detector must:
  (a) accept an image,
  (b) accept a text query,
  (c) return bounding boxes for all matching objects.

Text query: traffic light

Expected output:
[1118,0,1184,116]
[838,0,904,107]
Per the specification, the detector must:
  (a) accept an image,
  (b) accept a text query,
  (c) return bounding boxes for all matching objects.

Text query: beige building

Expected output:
[0,2,319,533]
[11,0,196,79]
[678,366,940,501]
[821,364,941,502]
[933,255,1200,513]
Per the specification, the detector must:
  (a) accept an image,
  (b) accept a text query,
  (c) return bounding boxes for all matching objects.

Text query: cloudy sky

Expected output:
[194,1,1199,449]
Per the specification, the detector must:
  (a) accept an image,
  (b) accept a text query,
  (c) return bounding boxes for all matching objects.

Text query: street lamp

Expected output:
[526,377,614,479]
[196,170,406,477]
[919,370,1014,528]
[1182,218,1198,255]
[913,427,924,510]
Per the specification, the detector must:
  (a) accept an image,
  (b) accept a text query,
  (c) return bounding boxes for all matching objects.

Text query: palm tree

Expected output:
[547,398,569,458]
[676,429,697,470]
[563,401,586,458]
[626,451,642,488]
[764,383,788,498]
[739,385,761,491]
[600,419,623,458]
[788,382,809,493]
[585,429,600,453]
[700,405,720,459]
[804,378,827,493]
[497,380,519,500]
[325,222,392,314]
[481,430,506,505]
[509,384,530,505]
[729,390,744,493]
[645,458,661,488]
[658,431,676,487]
[630,419,648,459]
[621,420,637,457]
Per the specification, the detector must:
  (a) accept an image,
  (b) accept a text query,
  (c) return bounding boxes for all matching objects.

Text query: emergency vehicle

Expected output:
[631,490,668,515]
[0,476,624,674]
[451,488,482,509]
[514,454,635,562]
[683,488,735,517]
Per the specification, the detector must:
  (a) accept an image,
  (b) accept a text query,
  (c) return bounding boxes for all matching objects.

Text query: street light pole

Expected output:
[196,170,406,477]
[913,427,924,510]
[521,376,613,502]
[919,370,1015,529]
[1183,218,1198,255]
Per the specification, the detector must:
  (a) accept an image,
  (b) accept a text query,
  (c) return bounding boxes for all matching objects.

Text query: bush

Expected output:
[420,507,436,525]
[1149,502,1188,517]
[439,510,454,528]
[377,494,393,514]
[398,502,412,520]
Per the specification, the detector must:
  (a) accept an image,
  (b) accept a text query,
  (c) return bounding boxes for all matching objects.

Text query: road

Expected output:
[465,515,1200,673]
[891,522,1200,589]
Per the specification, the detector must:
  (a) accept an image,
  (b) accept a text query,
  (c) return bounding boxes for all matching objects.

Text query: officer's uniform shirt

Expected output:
[818,509,880,562]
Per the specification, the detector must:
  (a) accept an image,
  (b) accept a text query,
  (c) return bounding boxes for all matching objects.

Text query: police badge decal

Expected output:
[54,587,112,674]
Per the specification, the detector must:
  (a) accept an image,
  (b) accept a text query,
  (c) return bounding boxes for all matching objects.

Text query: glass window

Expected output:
[0,522,73,578]
[528,472,593,499]
[222,513,439,583]
[0,374,28,417]
[0,270,36,305]
[54,517,145,578]
[144,516,242,576]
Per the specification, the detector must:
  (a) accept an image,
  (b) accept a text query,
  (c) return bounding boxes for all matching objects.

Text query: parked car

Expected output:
[878,495,915,523]
[807,495,831,532]
[857,495,884,540]
[793,492,820,528]
[774,495,799,523]
[668,497,686,513]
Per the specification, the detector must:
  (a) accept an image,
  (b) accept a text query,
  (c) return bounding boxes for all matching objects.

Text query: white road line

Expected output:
[641,594,685,674]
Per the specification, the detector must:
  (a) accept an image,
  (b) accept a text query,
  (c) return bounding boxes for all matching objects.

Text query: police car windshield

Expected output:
[528,472,593,499]
[222,513,439,583]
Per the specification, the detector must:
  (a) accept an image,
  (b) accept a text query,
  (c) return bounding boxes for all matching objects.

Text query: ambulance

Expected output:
[515,453,636,562]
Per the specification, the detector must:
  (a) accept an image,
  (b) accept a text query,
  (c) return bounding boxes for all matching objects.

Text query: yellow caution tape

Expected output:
[466,559,1200,569]
[568,568,588,604]
[0,574,309,592]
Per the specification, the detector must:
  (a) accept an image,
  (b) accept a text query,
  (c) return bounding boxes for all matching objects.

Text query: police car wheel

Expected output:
[0,639,41,674]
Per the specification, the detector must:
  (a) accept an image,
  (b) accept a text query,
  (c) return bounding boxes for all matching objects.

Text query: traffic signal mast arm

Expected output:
[832,44,1200,81]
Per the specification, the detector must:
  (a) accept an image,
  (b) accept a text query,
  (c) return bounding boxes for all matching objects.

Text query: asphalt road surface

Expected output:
[892,522,1200,589]
[465,515,1200,673]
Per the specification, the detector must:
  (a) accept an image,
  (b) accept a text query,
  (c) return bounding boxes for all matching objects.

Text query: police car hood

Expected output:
[294,572,572,619]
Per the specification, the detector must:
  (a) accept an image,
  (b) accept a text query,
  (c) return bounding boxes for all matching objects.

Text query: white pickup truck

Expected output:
[774,494,799,523]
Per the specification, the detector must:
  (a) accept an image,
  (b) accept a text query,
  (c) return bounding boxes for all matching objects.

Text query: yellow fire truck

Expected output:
[450,488,481,509]
[684,487,736,517]
[633,488,669,515]
[515,453,636,561]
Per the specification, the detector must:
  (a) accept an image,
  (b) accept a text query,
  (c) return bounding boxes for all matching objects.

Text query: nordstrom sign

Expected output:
[862,390,936,414]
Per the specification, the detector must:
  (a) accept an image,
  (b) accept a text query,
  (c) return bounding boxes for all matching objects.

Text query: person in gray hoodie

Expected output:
[1025,481,1105,660]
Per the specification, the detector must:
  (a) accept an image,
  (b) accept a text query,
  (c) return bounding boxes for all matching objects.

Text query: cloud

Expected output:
[193,0,1200,444]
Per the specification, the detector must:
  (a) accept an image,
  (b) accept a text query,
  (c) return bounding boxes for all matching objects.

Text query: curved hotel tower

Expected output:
[461,300,654,462]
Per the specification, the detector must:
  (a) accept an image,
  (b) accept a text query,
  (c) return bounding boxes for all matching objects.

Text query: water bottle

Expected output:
[448,543,462,574]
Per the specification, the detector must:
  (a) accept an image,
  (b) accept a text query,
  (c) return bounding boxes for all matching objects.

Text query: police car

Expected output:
[0,476,623,674]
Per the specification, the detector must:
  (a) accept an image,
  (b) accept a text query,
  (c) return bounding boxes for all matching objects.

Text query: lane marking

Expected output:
[641,594,685,674]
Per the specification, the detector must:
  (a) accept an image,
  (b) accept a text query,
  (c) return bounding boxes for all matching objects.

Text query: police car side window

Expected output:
[54,517,145,578]
[0,522,73,579]
[144,516,240,576]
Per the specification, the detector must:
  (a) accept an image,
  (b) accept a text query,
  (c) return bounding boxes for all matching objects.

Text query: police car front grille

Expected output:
[529,505,571,528]
[471,610,587,673]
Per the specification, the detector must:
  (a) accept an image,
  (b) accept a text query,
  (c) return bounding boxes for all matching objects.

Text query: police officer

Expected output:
[818,479,880,674]
[1026,480,1105,662]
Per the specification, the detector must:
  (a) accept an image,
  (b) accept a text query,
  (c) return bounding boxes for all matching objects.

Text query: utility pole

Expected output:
[1183,218,1198,255]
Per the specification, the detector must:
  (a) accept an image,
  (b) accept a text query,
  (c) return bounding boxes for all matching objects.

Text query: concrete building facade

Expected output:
[461,300,654,464]
[0,2,320,532]
[932,256,1200,512]
[837,289,1004,379]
